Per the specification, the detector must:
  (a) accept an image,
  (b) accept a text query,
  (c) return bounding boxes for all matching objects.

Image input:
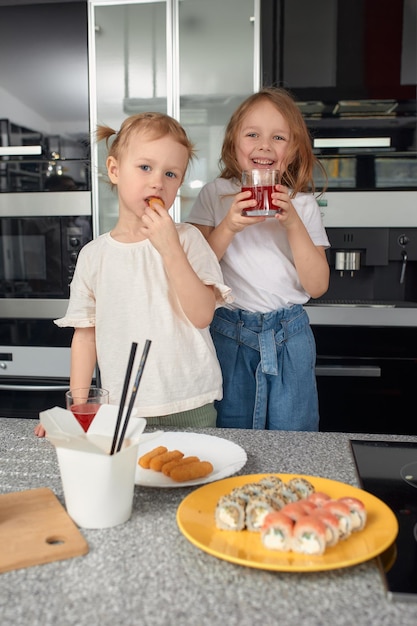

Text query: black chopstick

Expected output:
[110,341,138,455]
[115,339,152,453]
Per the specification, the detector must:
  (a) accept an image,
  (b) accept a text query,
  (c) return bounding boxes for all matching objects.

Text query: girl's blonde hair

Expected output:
[220,87,326,196]
[96,112,195,184]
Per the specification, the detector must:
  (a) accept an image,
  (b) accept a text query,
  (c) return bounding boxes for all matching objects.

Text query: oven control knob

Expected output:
[0,362,6,370]
[69,236,81,248]
[69,251,78,263]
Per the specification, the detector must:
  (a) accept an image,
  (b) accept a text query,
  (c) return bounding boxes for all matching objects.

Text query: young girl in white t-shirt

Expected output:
[188,87,330,430]
[35,112,231,437]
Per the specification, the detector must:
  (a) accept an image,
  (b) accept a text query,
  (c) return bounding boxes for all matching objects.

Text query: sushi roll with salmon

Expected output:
[312,508,340,547]
[338,497,367,531]
[280,501,308,522]
[215,495,246,531]
[261,511,294,552]
[307,491,332,507]
[292,515,327,555]
[322,500,352,540]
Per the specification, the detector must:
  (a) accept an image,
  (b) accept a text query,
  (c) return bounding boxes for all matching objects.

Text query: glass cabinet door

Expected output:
[90,1,167,234]
[178,0,258,220]
[89,0,259,232]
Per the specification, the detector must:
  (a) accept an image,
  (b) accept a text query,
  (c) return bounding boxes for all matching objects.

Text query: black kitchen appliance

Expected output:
[350,439,417,601]
[0,192,92,418]
[309,224,417,435]
[0,213,91,300]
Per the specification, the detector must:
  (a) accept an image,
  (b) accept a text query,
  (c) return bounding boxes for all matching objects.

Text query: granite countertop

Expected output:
[1,419,417,626]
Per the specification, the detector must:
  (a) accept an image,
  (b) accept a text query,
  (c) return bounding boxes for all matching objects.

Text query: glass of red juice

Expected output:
[241,169,280,217]
[65,387,109,432]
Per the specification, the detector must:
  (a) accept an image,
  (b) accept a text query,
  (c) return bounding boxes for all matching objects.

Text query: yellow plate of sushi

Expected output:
[176,473,398,572]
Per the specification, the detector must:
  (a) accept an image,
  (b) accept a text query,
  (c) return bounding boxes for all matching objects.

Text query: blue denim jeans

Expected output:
[210,305,319,430]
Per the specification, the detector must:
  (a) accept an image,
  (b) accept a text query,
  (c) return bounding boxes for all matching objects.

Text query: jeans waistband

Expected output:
[214,304,305,331]
[211,305,308,376]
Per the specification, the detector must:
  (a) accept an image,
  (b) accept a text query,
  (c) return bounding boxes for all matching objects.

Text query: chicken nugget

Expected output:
[170,460,214,483]
[138,446,168,469]
[161,456,200,477]
[148,196,165,211]
[149,449,184,472]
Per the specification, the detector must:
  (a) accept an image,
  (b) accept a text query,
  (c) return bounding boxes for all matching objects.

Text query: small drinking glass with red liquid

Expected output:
[65,387,109,432]
[241,169,280,217]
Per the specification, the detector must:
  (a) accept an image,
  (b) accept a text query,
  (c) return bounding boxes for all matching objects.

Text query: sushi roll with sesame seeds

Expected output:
[258,475,284,490]
[276,482,300,504]
[215,495,246,531]
[230,483,263,502]
[261,511,294,552]
[292,515,327,555]
[261,488,287,511]
[245,495,278,532]
[338,497,367,531]
[286,477,315,499]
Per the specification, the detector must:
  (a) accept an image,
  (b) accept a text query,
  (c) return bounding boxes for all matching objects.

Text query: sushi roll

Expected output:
[280,501,308,522]
[258,475,284,490]
[245,495,277,532]
[261,511,294,551]
[312,509,340,547]
[322,500,352,540]
[230,483,263,502]
[287,477,315,499]
[261,487,287,511]
[298,499,317,515]
[215,495,246,531]
[292,515,327,555]
[276,482,300,504]
[338,497,367,531]
[307,491,332,507]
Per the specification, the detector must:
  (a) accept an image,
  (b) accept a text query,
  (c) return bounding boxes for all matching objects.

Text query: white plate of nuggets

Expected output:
[135,432,247,487]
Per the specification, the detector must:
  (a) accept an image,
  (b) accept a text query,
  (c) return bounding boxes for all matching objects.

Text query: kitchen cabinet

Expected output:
[88,0,260,233]
[313,324,417,436]
[0,0,91,193]
[261,0,417,193]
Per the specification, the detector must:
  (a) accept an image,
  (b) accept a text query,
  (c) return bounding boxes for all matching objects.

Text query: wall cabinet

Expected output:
[0,1,91,193]
[88,0,260,233]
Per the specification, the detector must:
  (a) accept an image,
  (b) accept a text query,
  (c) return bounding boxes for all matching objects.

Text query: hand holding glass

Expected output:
[65,387,109,432]
[241,169,280,217]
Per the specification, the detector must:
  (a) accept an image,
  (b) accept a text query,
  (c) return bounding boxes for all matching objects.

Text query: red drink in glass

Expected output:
[70,403,101,432]
[241,184,279,216]
[241,169,280,217]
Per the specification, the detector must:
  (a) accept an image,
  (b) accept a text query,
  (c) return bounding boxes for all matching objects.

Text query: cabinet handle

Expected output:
[315,365,381,377]
[0,384,69,391]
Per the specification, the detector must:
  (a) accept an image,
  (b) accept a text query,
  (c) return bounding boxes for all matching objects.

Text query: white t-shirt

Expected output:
[188,178,330,312]
[55,223,232,416]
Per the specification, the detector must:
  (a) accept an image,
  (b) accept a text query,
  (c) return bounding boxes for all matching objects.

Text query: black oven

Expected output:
[0,199,92,300]
[0,315,72,418]
[0,192,92,418]
[313,325,417,436]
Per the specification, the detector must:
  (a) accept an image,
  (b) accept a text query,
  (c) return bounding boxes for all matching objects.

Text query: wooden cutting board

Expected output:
[0,487,89,573]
